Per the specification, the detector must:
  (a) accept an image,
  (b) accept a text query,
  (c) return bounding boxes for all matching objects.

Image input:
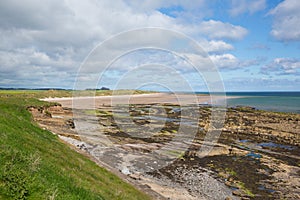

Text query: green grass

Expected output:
[0,92,151,200]
[236,182,255,198]
[0,89,155,99]
[0,90,73,99]
[225,167,237,176]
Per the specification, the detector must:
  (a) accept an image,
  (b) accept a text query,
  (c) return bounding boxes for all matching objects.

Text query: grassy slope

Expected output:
[0,92,151,200]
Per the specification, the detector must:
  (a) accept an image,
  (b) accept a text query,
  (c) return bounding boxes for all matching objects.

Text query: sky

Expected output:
[0,0,299,91]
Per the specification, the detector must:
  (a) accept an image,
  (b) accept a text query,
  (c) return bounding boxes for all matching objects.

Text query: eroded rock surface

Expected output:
[30,104,300,200]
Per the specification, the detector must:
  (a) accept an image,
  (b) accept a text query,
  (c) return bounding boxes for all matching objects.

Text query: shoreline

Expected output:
[41,92,164,101]
[35,95,300,199]
[41,93,240,109]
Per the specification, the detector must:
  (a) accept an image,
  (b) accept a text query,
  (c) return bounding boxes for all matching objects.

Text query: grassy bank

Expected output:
[0,89,155,99]
[0,92,151,200]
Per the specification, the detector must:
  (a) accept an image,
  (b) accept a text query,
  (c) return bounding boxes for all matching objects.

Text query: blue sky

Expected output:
[0,0,299,91]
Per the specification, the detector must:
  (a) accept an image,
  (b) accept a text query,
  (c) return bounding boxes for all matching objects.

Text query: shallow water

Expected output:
[258,142,296,150]
[196,91,300,113]
[226,92,300,113]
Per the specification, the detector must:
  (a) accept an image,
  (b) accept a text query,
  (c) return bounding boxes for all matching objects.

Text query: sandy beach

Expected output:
[42,93,229,109]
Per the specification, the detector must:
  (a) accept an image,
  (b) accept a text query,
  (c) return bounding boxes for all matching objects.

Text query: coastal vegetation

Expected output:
[0,91,151,200]
[0,89,154,99]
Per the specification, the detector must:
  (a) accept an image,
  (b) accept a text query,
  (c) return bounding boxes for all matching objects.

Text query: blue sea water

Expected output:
[197,92,300,114]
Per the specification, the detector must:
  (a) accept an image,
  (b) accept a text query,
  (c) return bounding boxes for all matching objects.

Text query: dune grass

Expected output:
[0,89,155,100]
[0,92,151,200]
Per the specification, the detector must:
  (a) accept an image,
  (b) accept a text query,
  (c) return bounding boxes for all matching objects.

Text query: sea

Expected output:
[196,92,300,114]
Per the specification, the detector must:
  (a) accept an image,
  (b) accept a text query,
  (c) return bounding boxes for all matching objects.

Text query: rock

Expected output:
[66,119,75,129]
[232,190,242,196]
[47,105,64,112]
[120,167,131,175]
[218,172,228,179]
[129,173,141,180]
[225,181,234,187]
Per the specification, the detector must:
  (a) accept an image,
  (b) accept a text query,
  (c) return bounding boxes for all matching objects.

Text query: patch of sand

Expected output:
[41,93,229,109]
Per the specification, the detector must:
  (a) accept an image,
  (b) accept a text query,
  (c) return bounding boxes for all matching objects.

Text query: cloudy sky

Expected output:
[0,0,299,91]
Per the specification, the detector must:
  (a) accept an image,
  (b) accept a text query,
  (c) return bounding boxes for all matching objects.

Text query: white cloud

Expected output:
[199,20,248,40]
[269,0,300,41]
[210,54,239,69]
[210,54,264,70]
[262,58,300,75]
[0,0,247,88]
[229,0,266,16]
[200,40,234,53]
[0,47,77,88]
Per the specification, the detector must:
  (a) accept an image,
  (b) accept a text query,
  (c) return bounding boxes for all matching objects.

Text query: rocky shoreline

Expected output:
[30,98,300,199]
